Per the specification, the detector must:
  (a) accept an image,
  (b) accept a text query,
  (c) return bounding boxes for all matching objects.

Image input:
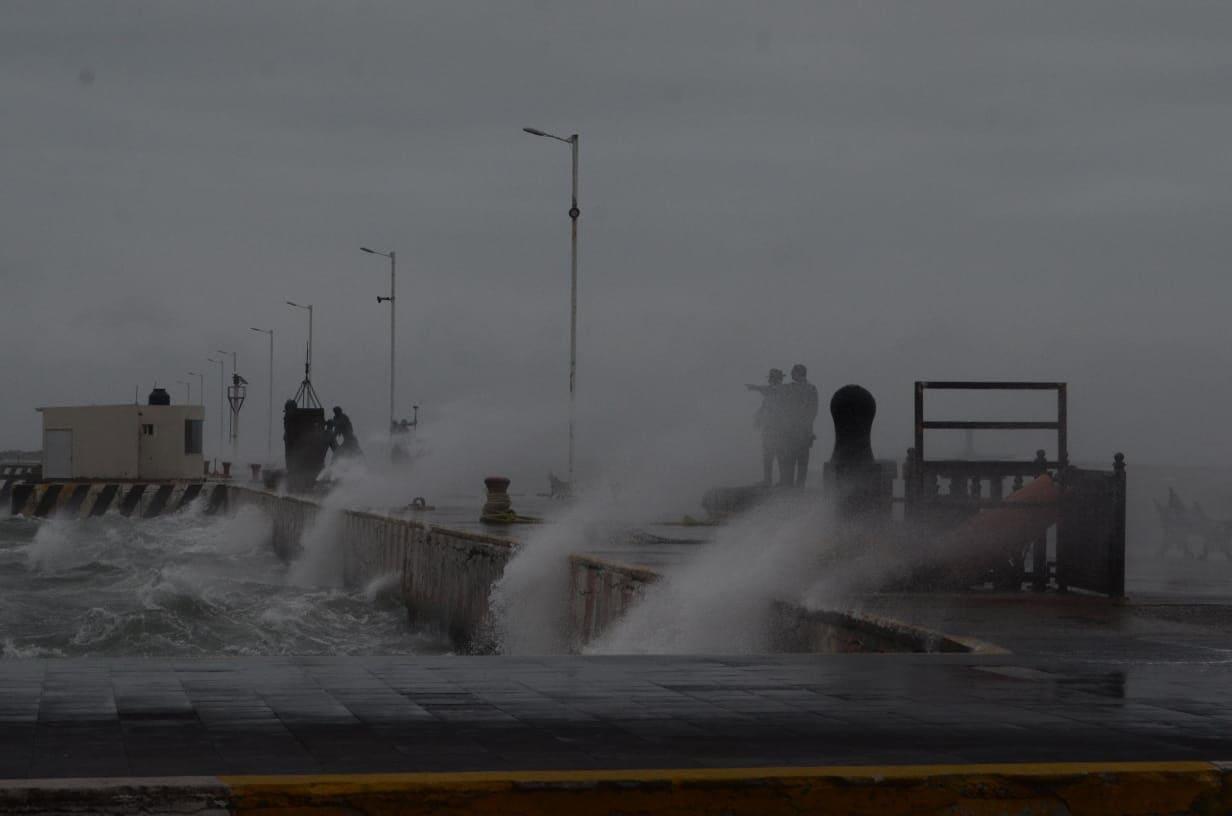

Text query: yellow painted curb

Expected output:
[224,760,1232,815]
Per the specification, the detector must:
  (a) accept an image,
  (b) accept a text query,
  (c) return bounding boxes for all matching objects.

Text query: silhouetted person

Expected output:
[780,363,818,487]
[747,368,787,486]
[327,406,362,458]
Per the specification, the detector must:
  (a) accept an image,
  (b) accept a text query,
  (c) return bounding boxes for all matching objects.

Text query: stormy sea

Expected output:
[0,504,448,658]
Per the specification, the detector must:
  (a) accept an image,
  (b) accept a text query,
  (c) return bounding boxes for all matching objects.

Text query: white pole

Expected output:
[231,351,238,461]
[267,330,273,461]
[390,251,396,438]
[523,127,581,486]
[568,134,579,484]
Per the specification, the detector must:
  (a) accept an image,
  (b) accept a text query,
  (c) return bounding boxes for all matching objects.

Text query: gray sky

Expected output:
[3,2,1231,483]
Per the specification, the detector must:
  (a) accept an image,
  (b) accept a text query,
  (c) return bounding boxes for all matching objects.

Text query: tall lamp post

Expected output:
[250,327,274,461]
[360,247,396,437]
[207,357,224,464]
[523,126,580,485]
[216,348,239,460]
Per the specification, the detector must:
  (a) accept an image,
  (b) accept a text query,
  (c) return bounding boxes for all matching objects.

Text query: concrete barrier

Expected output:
[568,554,661,649]
[566,553,990,653]
[223,487,987,655]
[225,487,516,650]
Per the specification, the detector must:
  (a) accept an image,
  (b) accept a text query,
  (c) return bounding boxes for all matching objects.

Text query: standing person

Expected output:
[781,363,819,487]
[747,368,787,486]
[328,406,363,458]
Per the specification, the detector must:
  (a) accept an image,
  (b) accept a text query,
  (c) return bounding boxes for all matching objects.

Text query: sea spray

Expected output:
[485,415,778,655]
[183,505,273,556]
[287,507,345,588]
[487,495,603,654]
[285,456,375,588]
[24,519,79,572]
[590,493,837,654]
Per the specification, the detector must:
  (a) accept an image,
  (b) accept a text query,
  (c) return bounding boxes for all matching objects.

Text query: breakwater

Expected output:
[226,487,511,650]
[224,486,975,654]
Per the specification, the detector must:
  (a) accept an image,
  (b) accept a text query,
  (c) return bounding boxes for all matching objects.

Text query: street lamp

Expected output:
[523,125,580,485]
[176,380,190,403]
[361,247,397,437]
[286,301,319,407]
[207,357,224,464]
[216,348,240,460]
[251,328,274,461]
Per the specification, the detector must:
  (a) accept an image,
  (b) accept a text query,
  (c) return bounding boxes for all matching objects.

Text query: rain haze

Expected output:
[4,1,1231,485]
[10,4,1232,799]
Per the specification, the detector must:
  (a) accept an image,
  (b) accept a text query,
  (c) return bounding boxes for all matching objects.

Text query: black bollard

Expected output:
[825,385,888,520]
[830,385,877,465]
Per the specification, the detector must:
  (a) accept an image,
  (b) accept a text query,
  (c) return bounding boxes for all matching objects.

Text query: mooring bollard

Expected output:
[481,477,513,523]
[250,464,262,482]
[221,461,232,479]
[824,384,889,520]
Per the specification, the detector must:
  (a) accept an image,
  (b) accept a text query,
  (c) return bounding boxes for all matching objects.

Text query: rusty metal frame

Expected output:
[912,381,1067,491]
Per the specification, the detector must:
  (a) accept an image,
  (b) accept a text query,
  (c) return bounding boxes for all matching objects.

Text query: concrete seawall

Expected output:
[223,486,981,655]
[226,487,514,649]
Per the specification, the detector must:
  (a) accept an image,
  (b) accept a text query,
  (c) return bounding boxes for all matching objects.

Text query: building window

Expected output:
[142,424,155,436]
[184,419,203,455]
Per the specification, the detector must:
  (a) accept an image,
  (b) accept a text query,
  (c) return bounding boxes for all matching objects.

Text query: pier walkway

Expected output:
[2,648,1232,780]
[3,591,1232,781]
[4,591,1232,814]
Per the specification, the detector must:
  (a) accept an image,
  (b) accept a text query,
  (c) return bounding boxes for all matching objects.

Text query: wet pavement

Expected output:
[2,647,1232,779]
[853,592,1232,662]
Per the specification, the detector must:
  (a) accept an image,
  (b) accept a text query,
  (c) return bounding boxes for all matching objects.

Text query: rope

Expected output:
[480,509,542,524]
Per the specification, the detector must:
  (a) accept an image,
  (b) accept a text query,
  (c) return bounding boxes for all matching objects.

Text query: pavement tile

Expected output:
[3,653,1232,777]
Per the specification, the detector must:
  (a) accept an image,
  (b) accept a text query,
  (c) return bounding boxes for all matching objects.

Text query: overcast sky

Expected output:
[3,2,1231,484]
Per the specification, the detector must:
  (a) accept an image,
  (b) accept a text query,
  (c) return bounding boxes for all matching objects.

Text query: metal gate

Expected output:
[1056,456,1127,597]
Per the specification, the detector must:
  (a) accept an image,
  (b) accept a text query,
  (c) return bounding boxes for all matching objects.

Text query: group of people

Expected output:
[747,363,818,487]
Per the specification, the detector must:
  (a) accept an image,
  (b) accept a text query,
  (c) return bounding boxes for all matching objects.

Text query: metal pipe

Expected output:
[363,247,398,438]
[251,328,274,461]
[207,357,223,465]
[217,349,238,460]
[188,372,203,406]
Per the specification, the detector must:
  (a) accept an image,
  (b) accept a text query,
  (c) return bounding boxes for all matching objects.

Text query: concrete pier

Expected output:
[5,487,1232,812]
[223,486,970,654]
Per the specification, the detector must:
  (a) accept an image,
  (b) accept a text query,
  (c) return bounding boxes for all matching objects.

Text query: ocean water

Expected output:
[0,503,449,658]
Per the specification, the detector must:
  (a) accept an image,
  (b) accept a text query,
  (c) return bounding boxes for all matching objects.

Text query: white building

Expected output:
[38,404,205,481]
